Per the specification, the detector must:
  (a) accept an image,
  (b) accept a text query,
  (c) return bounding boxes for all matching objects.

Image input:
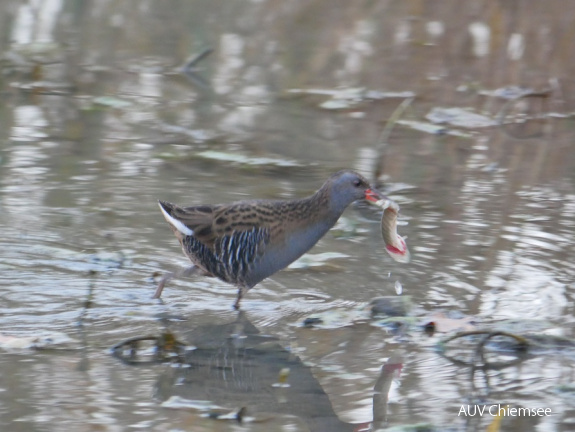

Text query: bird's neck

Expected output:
[287,186,344,240]
[303,184,346,224]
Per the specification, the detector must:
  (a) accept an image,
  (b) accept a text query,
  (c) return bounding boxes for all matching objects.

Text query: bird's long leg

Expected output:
[233,286,248,310]
[152,265,201,299]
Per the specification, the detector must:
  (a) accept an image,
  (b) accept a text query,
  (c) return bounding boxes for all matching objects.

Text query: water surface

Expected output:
[1,1,575,431]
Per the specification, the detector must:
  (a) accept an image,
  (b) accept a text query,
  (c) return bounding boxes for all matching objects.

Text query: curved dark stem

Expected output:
[439,330,529,349]
[182,47,213,72]
[76,270,98,372]
[372,97,414,183]
[438,330,530,371]
[181,47,213,90]
[439,330,530,402]
[497,89,552,139]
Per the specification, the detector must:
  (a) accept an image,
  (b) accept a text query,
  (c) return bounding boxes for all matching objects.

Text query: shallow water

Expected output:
[1,1,575,431]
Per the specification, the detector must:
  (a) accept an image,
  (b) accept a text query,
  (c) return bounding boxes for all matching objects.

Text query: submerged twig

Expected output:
[497,88,552,139]
[182,47,213,72]
[373,97,415,183]
[77,270,97,327]
[76,270,97,372]
[110,332,187,365]
[438,330,530,369]
[469,331,527,398]
[438,330,530,402]
[181,47,213,90]
[439,330,530,349]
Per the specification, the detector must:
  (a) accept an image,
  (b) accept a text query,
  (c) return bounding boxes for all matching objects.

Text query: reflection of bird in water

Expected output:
[148,312,402,431]
[155,170,389,309]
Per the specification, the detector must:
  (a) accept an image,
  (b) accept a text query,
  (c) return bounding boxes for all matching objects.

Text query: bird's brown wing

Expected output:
[159,200,286,252]
[208,201,287,247]
[163,201,278,284]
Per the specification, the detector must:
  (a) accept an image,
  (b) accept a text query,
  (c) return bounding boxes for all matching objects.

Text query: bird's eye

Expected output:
[353,179,362,187]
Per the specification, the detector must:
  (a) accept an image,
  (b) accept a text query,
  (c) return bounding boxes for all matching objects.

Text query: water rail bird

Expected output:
[155,170,395,309]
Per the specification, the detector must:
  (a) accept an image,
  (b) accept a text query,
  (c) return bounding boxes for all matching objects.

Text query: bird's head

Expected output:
[327,170,388,211]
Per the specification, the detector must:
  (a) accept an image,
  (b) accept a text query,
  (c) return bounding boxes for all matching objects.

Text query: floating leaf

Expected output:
[426,107,497,128]
[288,87,415,110]
[92,96,133,108]
[370,296,412,318]
[396,119,472,137]
[195,150,301,167]
[479,86,534,100]
[161,396,222,411]
[320,99,354,110]
[365,90,416,100]
[0,332,78,351]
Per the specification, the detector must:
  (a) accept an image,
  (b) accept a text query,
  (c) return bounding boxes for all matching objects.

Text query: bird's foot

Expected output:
[233,287,248,310]
[152,272,173,299]
[152,265,200,299]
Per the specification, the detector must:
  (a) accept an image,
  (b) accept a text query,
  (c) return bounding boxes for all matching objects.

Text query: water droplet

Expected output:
[395,280,403,295]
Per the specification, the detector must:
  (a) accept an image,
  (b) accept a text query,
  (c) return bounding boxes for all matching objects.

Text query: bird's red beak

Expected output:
[365,188,387,204]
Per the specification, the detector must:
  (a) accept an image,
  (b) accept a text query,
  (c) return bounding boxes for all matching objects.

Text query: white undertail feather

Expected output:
[158,202,194,236]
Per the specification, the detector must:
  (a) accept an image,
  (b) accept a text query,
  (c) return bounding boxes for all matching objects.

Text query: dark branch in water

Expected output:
[372,97,414,184]
[181,47,213,90]
[438,330,530,401]
[497,87,552,139]
[182,48,213,71]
